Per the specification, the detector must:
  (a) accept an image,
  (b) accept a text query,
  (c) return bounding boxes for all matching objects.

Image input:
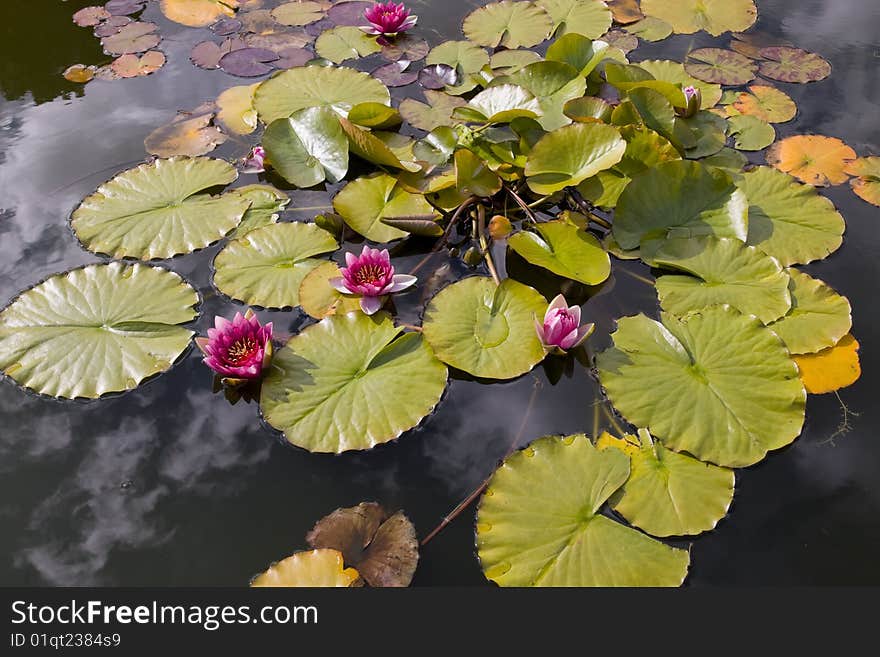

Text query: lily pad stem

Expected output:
[408,196,479,276]
[476,204,502,286]
[507,186,538,223]
[568,189,612,229]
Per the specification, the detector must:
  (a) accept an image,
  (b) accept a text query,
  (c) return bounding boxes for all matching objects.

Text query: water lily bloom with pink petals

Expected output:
[240,145,266,174]
[361,2,418,37]
[535,295,594,353]
[195,309,273,382]
[329,246,417,315]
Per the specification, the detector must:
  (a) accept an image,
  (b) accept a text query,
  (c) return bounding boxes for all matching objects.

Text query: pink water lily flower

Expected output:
[195,309,273,382]
[329,246,417,315]
[361,2,418,37]
[240,145,265,174]
[535,295,594,353]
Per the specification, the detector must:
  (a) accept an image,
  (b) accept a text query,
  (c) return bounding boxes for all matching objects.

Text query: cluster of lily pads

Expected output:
[3,0,871,586]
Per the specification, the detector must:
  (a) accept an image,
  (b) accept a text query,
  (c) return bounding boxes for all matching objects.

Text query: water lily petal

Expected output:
[360,295,385,315]
[387,274,417,293]
[328,276,353,294]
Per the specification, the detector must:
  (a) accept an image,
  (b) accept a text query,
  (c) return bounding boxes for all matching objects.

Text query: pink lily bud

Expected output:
[535,295,594,354]
[329,245,417,315]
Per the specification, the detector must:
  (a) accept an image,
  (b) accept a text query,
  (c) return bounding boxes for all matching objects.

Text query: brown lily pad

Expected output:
[144,110,227,156]
[306,502,419,588]
[600,29,638,53]
[381,34,430,62]
[607,0,643,25]
[101,21,161,56]
[766,135,856,186]
[685,47,757,85]
[110,50,167,78]
[758,46,831,83]
[73,6,111,27]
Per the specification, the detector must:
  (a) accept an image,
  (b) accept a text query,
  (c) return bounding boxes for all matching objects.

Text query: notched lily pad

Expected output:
[845,156,880,207]
[101,21,160,56]
[726,114,775,151]
[639,0,757,36]
[793,334,860,394]
[766,135,856,186]
[684,48,757,85]
[508,220,611,285]
[306,502,419,587]
[463,1,553,49]
[219,47,279,77]
[731,85,797,123]
[144,110,226,157]
[298,261,363,319]
[536,0,612,39]
[758,47,831,83]
[251,549,360,587]
[160,0,239,28]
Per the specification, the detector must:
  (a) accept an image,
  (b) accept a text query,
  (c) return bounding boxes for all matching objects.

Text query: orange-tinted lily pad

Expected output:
[793,334,860,394]
[110,50,167,78]
[685,47,757,85]
[845,156,880,207]
[766,135,856,186]
[63,64,98,83]
[160,0,240,27]
[607,0,643,25]
[144,110,227,157]
[73,6,111,27]
[731,84,796,123]
[759,46,831,83]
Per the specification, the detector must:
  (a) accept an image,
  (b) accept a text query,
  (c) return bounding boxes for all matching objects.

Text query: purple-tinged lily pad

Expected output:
[219,47,280,77]
[101,21,160,56]
[685,47,757,85]
[211,18,243,36]
[758,46,831,84]
[93,15,131,37]
[327,1,372,26]
[191,37,247,69]
[372,61,418,87]
[238,9,282,35]
[104,0,146,16]
[729,31,792,59]
[110,50,166,78]
[73,6,110,27]
[381,34,429,62]
[244,30,312,51]
[305,17,335,37]
[600,29,638,54]
[418,64,460,90]
[274,47,314,69]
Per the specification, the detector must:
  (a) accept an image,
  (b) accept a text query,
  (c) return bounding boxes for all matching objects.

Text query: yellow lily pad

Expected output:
[793,334,861,394]
[251,548,360,587]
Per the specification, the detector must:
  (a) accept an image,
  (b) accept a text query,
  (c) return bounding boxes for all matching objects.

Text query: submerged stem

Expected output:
[408,196,479,276]
[420,377,543,547]
[507,186,538,223]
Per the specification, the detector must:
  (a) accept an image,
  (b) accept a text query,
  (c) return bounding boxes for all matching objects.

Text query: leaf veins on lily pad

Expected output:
[766,135,856,186]
[463,1,554,49]
[685,48,757,85]
[844,156,880,207]
[306,502,419,587]
[730,84,796,123]
[111,50,167,79]
[758,46,831,83]
[106,0,146,15]
[640,0,757,36]
[101,21,160,56]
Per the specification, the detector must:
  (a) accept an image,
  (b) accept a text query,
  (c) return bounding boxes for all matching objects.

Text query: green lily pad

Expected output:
[298,261,365,320]
[846,157,880,207]
[399,90,466,132]
[544,33,612,77]
[71,157,249,260]
[316,26,382,64]
[767,268,852,355]
[212,222,337,309]
[758,47,831,84]
[599,429,735,538]
[525,122,626,194]
[460,84,542,124]
[681,111,728,158]
[654,236,792,324]
[700,147,748,173]
[684,48,757,85]
[731,85,797,124]
[216,83,260,135]
[0,262,198,399]
[502,61,587,131]
[536,0,612,39]
[476,434,690,586]
[489,49,543,74]
[738,166,844,266]
[624,16,672,41]
[333,173,438,242]
[636,59,722,108]
[263,106,349,188]
[613,160,748,253]
[271,1,327,26]
[726,114,775,151]
[508,220,610,285]
[623,88,678,147]
[640,0,757,36]
[462,1,553,49]
[254,66,390,124]
[422,277,547,380]
[347,103,402,130]
[339,119,421,172]
[425,41,489,95]
[596,306,806,467]
[261,312,447,453]
[455,149,502,198]
[563,96,613,123]
[228,184,290,239]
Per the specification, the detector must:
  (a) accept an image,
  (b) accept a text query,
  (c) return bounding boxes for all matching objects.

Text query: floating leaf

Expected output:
[508,220,610,285]
[298,261,363,319]
[599,29,638,53]
[263,106,349,187]
[216,82,260,134]
[681,110,728,158]
[380,34,430,62]
[261,312,447,453]
[71,157,249,260]
[275,46,313,69]
[607,0,643,25]
[160,0,239,28]
[613,160,748,253]
[489,49,543,74]
[654,236,791,324]
[766,135,856,186]
[624,16,672,42]
[110,50,166,78]
[684,48,757,85]
[347,102,402,130]
[213,222,336,309]
[476,434,690,586]
[462,1,553,49]
[219,47,279,77]
[144,111,226,158]
[190,38,246,70]
[417,64,461,90]
[316,25,382,63]
[455,149,502,197]
[271,1,327,26]
[767,268,852,355]
[536,0,612,39]
[501,60,587,131]
[63,64,97,83]
[639,0,757,36]
[73,7,111,27]
[251,549,360,587]
[729,30,791,59]
[599,430,735,537]
[544,33,612,77]
[101,21,160,55]
[371,61,418,88]
[210,17,242,35]
[339,120,420,172]
[636,59,722,108]
[107,0,146,15]
[422,277,547,380]
[738,166,844,266]
[525,122,626,194]
[727,114,775,151]
[0,263,198,399]
[306,503,419,587]
[228,184,290,238]
[425,41,489,95]
[793,335,860,395]
[731,85,796,123]
[701,147,747,172]
[596,306,805,467]
[758,47,831,84]
[563,96,613,123]
[845,156,880,207]
[333,173,437,242]
[326,1,371,26]
[462,84,542,124]
[255,66,390,123]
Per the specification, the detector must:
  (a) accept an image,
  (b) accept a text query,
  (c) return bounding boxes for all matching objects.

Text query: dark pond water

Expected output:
[0,0,878,586]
